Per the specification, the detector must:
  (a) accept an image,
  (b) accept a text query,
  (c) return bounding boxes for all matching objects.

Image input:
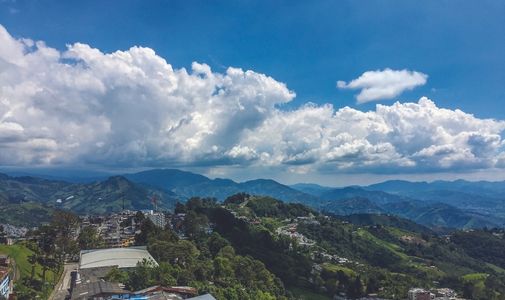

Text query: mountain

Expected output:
[381,201,502,229]
[0,173,178,222]
[315,186,504,229]
[290,183,333,197]
[239,179,318,203]
[319,186,414,205]
[366,179,505,225]
[53,176,178,214]
[2,168,505,229]
[125,169,318,203]
[125,169,210,190]
[367,179,505,196]
[321,197,384,215]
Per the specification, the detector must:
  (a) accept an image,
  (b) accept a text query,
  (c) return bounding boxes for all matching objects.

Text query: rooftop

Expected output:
[0,269,9,281]
[79,246,158,269]
[71,281,127,300]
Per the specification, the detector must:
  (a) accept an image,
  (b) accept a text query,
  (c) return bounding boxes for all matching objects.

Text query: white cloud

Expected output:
[236,98,505,172]
[337,68,428,103]
[0,24,504,175]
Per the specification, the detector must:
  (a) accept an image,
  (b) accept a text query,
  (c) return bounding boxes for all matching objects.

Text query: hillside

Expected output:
[0,174,177,220]
[126,169,318,203]
[177,195,505,299]
[307,185,504,229]
[2,168,505,229]
[321,197,384,215]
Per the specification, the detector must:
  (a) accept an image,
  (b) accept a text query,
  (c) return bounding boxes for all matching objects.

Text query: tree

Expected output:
[126,259,157,290]
[347,276,364,299]
[183,211,209,239]
[105,267,129,283]
[28,254,38,280]
[174,202,186,214]
[78,226,103,250]
[208,233,231,257]
[154,263,177,286]
[366,275,380,293]
[135,218,158,245]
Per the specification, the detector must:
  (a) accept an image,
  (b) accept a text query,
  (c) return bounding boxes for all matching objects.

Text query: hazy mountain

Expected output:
[2,168,505,229]
[124,169,210,190]
[367,179,505,196]
[314,186,505,229]
[321,197,384,215]
[125,169,318,203]
[319,186,413,205]
[381,201,503,229]
[290,183,333,197]
[365,179,505,224]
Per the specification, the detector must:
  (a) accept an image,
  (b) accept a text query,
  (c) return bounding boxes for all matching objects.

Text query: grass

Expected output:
[288,286,331,300]
[485,263,505,274]
[0,243,57,282]
[357,228,408,260]
[321,263,356,277]
[461,273,489,283]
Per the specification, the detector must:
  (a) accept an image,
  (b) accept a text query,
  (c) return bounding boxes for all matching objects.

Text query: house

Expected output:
[408,288,431,300]
[0,269,10,299]
[70,281,129,300]
[0,255,9,268]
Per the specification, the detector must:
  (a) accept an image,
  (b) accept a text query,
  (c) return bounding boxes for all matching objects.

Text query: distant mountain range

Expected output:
[1,168,505,229]
[124,169,318,203]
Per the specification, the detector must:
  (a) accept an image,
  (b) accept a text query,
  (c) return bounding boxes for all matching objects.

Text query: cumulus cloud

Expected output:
[0,24,504,175]
[337,68,428,103]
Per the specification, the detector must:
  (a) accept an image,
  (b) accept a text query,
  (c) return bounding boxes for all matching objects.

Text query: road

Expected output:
[48,263,78,300]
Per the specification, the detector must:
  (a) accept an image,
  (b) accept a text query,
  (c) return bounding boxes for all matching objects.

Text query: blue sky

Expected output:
[2,0,504,117]
[0,0,504,184]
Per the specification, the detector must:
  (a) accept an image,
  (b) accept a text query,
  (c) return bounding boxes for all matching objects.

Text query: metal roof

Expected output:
[187,294,217,300]
[79,247,158,269]
[70,281,127,300]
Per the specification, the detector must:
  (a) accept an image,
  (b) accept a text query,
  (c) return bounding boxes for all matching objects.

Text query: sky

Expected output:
[0,0,504,185]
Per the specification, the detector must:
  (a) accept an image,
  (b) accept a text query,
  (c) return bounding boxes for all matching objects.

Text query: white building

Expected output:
[79,246,158,270]
[144,210,167,229]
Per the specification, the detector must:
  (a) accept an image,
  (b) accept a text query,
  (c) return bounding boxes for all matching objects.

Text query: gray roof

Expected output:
[188,294,217,300]
[79,247,158,269]
[71,281,127,300]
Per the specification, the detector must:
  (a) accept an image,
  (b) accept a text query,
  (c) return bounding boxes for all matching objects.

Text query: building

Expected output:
[79,247,158,270]
[432,288,457,298]
[144,210,167,229]
[69,247,216,300]
[0,255,9,268]
[71,247,160,299]
[408,288,432,300]
[70,281,128,300]
[0,269,10,299]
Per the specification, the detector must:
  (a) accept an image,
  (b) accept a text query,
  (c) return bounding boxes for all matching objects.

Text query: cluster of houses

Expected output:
[310,250,354,265]
[275,223,316,247]
[408,287,465,300]
[81,209,173,248]
[0,224,28,246]
[82,210,141,248]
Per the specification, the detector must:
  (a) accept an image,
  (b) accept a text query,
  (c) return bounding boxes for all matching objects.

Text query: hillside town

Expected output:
[0,204,474,300]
